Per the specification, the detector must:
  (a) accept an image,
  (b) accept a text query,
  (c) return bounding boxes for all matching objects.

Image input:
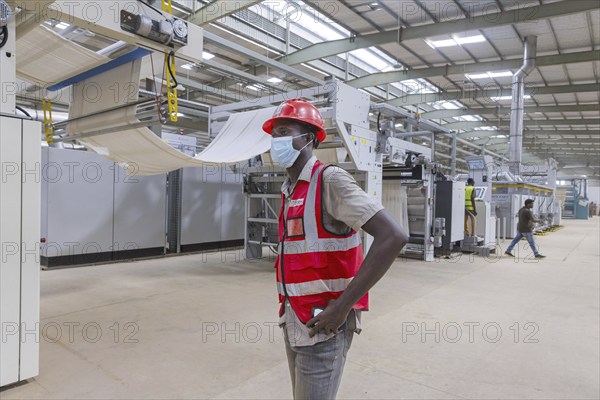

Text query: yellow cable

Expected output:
[162,0,172,14]
[164,52,178,122]
[42,98,54,144]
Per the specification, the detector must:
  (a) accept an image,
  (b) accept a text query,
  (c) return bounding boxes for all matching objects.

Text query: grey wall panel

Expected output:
[181,166,222,245]
[221,167,245,241]
[113,171,167,251]
[41,148,114,257]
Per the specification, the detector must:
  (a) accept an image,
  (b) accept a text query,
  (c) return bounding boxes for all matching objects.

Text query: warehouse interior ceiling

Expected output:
[13,0,600,180]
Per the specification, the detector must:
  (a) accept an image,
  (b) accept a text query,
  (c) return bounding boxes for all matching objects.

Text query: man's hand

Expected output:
[306,300,350,337]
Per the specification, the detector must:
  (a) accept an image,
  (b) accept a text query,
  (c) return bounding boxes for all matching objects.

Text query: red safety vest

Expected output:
[275,161,369,323]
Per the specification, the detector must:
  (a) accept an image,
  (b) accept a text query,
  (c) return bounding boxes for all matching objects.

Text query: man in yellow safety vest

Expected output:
[464,178,477,237]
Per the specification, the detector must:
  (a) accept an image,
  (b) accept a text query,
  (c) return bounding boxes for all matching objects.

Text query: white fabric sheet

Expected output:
[17,25,109,86]
[67,59,275,175]
[382,181,410,235]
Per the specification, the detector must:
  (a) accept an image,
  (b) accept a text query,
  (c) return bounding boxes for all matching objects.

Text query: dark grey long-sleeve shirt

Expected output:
[517,207,535,233]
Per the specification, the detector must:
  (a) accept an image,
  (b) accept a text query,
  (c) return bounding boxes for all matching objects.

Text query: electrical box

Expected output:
[435,180,465,252]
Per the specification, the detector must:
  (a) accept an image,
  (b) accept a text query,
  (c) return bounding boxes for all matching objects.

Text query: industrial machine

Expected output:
[492,159,559,238]
[459,156,497,255]
[0,0,206,386]
[0,116,41,387]
[558,178,589,219]
[216,80,447,262]
[1,1,41,386]
[40,147,168,268]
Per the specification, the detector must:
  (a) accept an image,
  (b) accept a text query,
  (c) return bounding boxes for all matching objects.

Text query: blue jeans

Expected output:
[284,329,354,399]
[507,231,539,256]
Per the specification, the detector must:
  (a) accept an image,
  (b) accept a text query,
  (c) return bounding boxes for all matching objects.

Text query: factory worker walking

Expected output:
[505,198,546,259]
[263,98,408,399]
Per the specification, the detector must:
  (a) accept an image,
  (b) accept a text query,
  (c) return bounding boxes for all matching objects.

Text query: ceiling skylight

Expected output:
[466,71,513,80]
[491,95,532,101]
[426,35,486,48]
[349,49,390,72]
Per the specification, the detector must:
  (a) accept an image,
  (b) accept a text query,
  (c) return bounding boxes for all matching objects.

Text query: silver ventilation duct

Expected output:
[509,35,537,177]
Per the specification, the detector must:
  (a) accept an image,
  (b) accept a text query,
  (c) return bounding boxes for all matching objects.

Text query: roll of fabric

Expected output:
[66,59,275,175]
[17,25,109,86]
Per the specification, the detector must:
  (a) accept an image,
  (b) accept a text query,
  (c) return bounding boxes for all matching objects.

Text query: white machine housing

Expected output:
[0,116,41,387]
[0,1,205,386]
[464,156,497,248]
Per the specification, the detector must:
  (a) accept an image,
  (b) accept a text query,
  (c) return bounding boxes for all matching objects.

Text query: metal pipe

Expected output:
[96,40,129,57]
[450,132,457,176]
[138,89,212,110]
[397,130,433,138]
[52,99,156,129]
[502,217,507,241]
[52,119,161,143]
[509,36,537,177]
[430,132,436,162]
[496,218,500,244]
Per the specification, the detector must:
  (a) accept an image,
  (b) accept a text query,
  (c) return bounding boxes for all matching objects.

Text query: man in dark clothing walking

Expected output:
[505,199,545,258]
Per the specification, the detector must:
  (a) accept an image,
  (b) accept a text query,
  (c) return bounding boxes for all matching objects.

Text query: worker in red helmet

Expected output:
[263,98,408,399]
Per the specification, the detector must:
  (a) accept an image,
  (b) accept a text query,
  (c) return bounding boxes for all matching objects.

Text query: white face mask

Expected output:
[270,134,311,168]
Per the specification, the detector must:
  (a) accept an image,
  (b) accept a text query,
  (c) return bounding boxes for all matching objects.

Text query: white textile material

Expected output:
[382,181,410,236]
[67,59,275,175]
[16,25,109,86]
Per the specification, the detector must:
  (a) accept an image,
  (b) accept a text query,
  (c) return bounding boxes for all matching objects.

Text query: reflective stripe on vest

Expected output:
[277,277,354,297]
[277,234,362,254]
[465,186,475,210]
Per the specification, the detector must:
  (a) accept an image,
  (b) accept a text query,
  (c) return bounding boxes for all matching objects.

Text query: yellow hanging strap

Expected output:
[164,51,178,122]
[42,98,54,144]
[161,0,172,14]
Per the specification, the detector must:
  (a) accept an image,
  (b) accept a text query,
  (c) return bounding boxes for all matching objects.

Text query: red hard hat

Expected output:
[262,98,327,142]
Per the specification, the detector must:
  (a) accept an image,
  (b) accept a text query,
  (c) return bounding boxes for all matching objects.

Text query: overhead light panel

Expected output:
[202,51,215,60]
[466,71,513,80]
[182,64,195,70]
[490,95,532,101]
[267,77,282,84]
[455,35,486,45]
[55,22,70,30]
[488,71,513,78]
[426,35,486,48]
[368,2,382,11]
[246,85,260,91]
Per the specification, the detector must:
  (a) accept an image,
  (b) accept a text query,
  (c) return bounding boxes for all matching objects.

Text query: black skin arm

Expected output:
[306,209,408,337]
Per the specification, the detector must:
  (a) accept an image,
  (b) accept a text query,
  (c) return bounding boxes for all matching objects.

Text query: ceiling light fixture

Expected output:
[202,51,215,60]
[267,77,282,83]
[368,2,382,11]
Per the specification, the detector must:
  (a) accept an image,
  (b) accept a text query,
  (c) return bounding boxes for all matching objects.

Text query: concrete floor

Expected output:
[2,219,599,399]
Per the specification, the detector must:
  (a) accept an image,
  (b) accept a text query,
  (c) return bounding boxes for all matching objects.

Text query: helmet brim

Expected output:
[262,116,327,142]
